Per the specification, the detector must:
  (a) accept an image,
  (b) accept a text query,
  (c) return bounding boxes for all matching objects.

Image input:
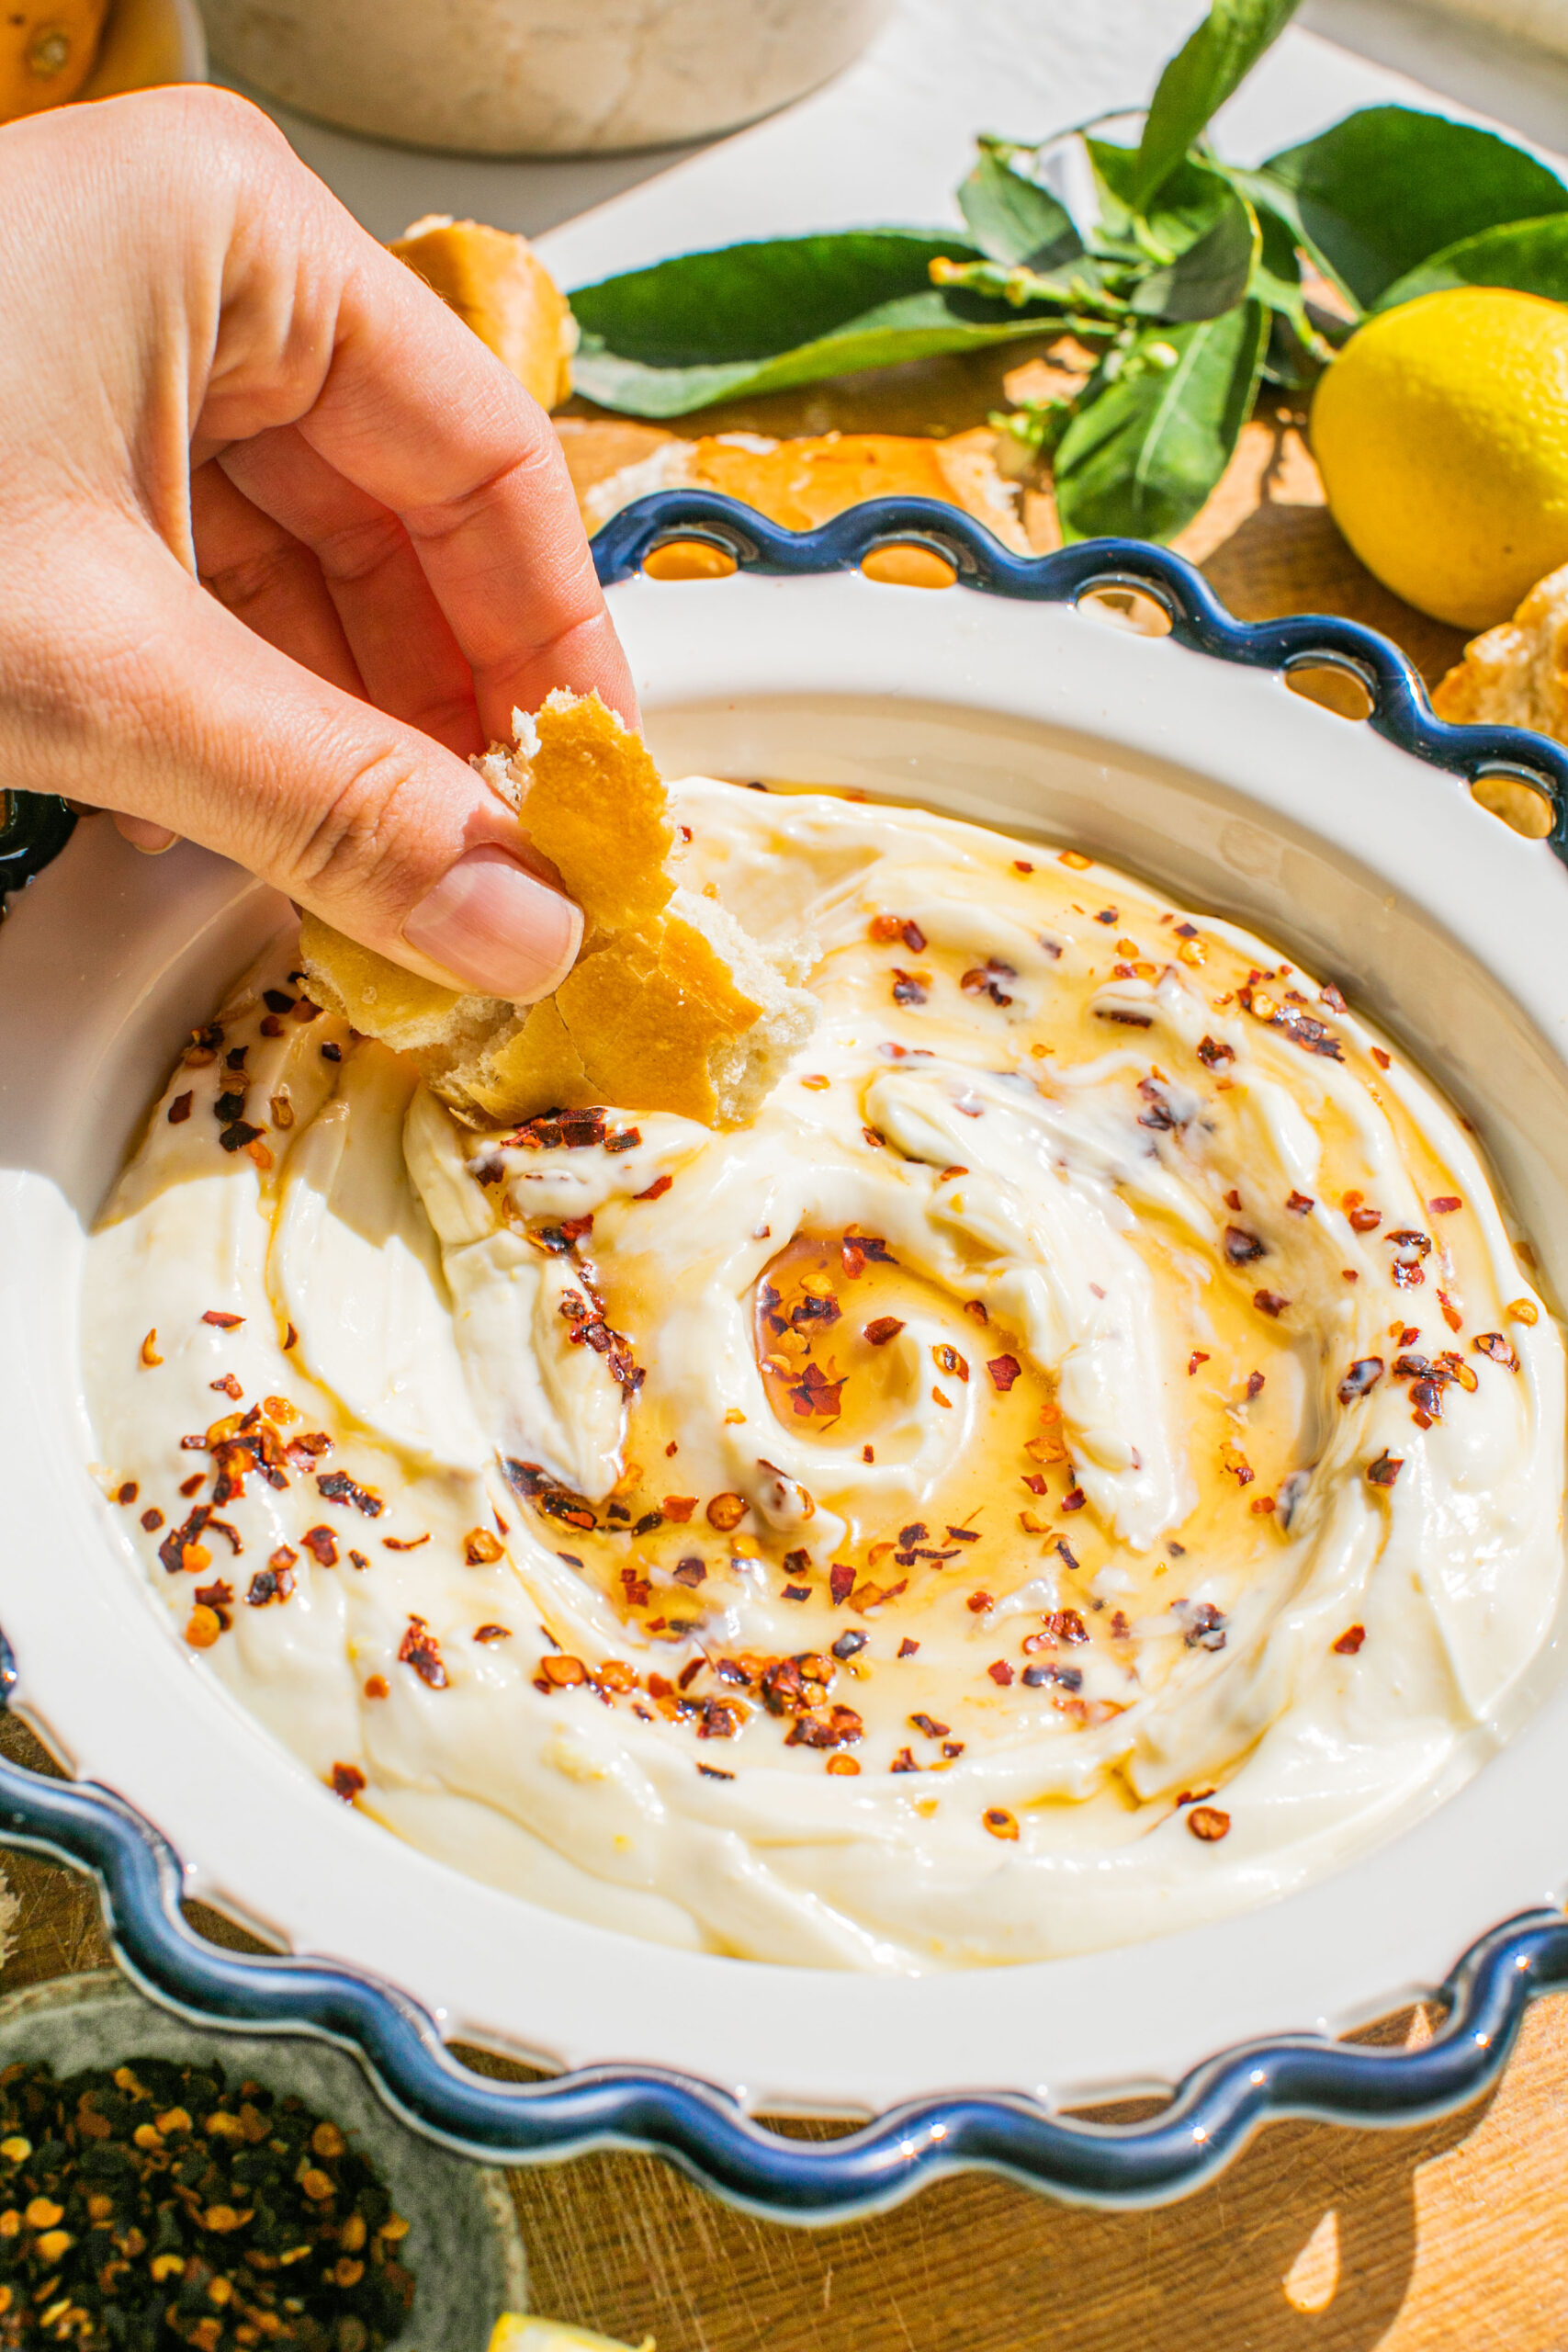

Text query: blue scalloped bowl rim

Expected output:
[4,495,1568,2219]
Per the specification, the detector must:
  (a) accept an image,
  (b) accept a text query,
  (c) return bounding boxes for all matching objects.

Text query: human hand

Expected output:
[0,86,637,1000]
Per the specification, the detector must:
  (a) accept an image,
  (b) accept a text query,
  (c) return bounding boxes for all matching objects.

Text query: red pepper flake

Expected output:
[864,1317,906,1347]
[672,1557,707,1589]
[1474,1332,1520,1369]
[1286,1191,1314,1216]
[1250,1495,1276,1515]
[635,1173,673,1202]
[201,1310,244,1330]
[909,1713,950,1739]
[382,1532,431,1551]
[987,1658,1014,1685]
[1367,1452,1403,1487]
[1061,1488,1087,1513]
[330,1764,366,1802]
[209,1374,243,1401]
[967,1590,994,1614]
[316,1471,384,1518]
[284,1323,299,1351]
[1013,859,1034,874]
[301,1525,339,1566]
[1337,1356,1384,1402]
[398,1614,449,1688]
[898,1638,919,1658]
[1186,1805,1230,1841]
[890,1747,921,1773]
[891,969,930,1006]
[782,1583,811,1601]
[1370,1047,1391,1069]
[463,1527,505,1566]
[141,1507,164,1532]
[829,1565,855,1605]
[1253,1290,1289,1317]
[1430,1195,1462,1215]
[1224,1227,1266,1265]
[167,1092,194,1125]
[1334,1624,1366,1655]
[1021,1473,1046,1496]
[364,1674,389,1697]
[1188,1351,1210,1375]
[705,1492,747,1532]
[1437,1290,1463,1333]
[932,1343,969,1382]
[983,1807,1019,1840]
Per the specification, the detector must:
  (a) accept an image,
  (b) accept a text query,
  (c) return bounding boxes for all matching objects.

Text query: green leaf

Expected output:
[1134,0,1304,212]
[1250,106,1568,310]
[959,141,1083,269]
[572,290,1074,419]
[1132,184,1258,320]
[570,231,978,366]
[1374,212,1568,310]
[570,230,1074,417]
[1055,302,1267,542]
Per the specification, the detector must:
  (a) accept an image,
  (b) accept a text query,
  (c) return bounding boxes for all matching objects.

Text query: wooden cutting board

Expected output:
[6,358,1556,2350]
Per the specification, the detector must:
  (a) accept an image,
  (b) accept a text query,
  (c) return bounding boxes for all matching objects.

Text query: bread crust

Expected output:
[1433,561,1568,741]
[299,693,817,1130]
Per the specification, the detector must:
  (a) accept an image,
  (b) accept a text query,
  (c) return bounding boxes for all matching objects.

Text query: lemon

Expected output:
[1311,286,1568,632]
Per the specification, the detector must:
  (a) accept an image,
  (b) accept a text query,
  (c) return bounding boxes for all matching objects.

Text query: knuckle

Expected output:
[286,746,441,910]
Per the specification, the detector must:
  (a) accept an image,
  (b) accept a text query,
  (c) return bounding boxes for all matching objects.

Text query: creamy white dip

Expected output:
[84,783,1566,1971]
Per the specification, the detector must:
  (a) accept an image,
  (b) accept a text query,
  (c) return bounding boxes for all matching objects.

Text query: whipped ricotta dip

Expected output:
[85,782,1566,1972]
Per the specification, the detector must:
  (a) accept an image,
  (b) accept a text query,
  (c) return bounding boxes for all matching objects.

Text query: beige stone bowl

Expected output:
[199,0,896,155]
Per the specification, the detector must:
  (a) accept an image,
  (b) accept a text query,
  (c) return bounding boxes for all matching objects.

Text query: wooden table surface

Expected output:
[15,351,1568,2351]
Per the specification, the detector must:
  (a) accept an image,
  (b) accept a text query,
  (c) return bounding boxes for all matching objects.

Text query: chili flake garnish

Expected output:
[863,1317,906,1347]
[1367,1452,1404,1487]
[301,1526,339,1566]
[331,1763,367,1801]
[317,1471,384,1519]
[1474,1331,1520,1369]
[986,1354,1021,1392]
[398,1616,448,1689]
[1186,1804,1231,1841]
[982,1808,1019,1840]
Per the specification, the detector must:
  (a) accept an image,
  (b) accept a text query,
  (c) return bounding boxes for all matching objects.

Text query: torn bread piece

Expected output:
[1433,560,1568,741]
[389,215,577,412]
[299,693,817,1130]
[577,428,1032,553]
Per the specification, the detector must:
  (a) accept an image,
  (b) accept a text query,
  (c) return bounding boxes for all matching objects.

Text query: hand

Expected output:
[0,86,637,1000]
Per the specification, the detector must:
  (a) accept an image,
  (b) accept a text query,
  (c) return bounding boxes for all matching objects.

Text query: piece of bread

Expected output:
[1,0,108,119]
[1433,561,1568,741]
[577,427,1032,553]
[299,692,818,1131]
[390,216,577,412]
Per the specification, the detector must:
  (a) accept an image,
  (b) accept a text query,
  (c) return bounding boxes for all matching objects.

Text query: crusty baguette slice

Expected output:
[1433,560,1568,741]
[299,692,818,1130]
[389,215,577,412]
[577,428,1032,553]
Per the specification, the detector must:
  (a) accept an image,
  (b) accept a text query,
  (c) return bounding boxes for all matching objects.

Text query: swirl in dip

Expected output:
[85,782,1564,1971]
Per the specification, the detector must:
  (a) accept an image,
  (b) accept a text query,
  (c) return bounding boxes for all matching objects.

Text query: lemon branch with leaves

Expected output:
[569,0,1568,544]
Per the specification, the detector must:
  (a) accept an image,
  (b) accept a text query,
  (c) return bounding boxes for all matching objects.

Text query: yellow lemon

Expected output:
[1312,286,1568,632]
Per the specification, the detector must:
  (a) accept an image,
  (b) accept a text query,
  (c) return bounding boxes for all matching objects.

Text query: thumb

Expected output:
[34,540,584,1001]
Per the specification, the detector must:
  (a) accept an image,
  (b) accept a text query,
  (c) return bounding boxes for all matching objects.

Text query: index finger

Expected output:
[214,184,637,741]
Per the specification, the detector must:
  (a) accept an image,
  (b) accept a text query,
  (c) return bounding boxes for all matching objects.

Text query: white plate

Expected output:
[3,567,1567,2118]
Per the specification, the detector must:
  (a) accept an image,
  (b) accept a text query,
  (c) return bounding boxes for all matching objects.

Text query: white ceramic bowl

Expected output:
[4,567,1568,2121]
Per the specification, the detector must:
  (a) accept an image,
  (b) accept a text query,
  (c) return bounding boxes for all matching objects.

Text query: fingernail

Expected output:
[403,846,582,1001]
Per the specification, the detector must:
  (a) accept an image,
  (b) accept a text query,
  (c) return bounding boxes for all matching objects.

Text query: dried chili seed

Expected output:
[330,1762,366,1801]
[982,1808,1019,1840]
[167,1091,194,1125]
[1186,1804,1231,1841]
[863,1316,906,1346]
[463,1527,504,1565]
[705,1492,747,1532]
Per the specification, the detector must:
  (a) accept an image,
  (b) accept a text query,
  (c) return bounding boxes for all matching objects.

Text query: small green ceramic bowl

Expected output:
[0,1970,526,2349]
